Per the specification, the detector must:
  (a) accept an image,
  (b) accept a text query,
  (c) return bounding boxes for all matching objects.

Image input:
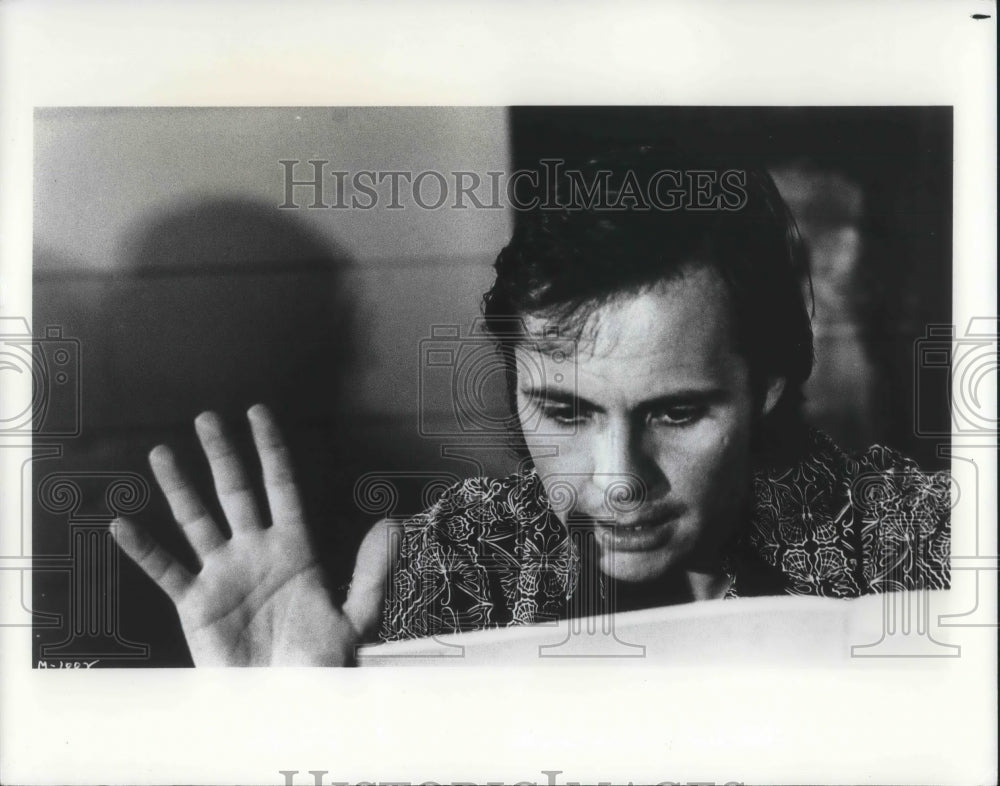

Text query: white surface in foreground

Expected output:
[358,590,961,666]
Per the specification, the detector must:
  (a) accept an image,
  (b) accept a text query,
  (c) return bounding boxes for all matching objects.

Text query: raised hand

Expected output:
[111,404,396,666]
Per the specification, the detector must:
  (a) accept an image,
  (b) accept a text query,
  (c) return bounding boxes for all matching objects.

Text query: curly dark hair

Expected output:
[482,146,815,463]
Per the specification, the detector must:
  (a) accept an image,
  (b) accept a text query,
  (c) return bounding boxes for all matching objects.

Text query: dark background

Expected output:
[30,107,951,666]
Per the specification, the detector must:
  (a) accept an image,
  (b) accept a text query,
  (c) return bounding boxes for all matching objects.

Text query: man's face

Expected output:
[515,265,780,583]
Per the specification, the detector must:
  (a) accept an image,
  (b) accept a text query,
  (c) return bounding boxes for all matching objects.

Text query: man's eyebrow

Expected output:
[636,389,730,410]
[519,386,728,411]
[519,387,603,412]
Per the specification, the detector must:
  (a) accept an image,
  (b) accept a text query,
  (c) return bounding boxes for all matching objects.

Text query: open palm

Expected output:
[112,404,392,666]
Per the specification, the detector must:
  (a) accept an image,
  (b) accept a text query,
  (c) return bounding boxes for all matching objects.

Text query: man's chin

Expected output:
[597,549,675,583]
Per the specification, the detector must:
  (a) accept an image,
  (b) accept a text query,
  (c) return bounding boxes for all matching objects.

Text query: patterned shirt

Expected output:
[379,431,950,642]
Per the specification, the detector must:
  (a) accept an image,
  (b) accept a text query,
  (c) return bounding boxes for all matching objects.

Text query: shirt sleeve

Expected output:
[849,445,951,593]
[376,471,573,642]
[376,476,516,642]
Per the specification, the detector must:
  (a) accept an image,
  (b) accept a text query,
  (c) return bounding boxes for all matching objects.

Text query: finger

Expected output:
[148,444,227,557]
[342,518,401,641]
[195,411,264,533]
[110,517,194,602]
[247,403,305,530]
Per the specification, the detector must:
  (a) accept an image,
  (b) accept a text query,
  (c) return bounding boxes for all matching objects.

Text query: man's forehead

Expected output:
[518,268,734,364]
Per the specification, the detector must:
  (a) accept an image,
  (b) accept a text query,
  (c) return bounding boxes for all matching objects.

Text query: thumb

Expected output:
[342,518,401,642]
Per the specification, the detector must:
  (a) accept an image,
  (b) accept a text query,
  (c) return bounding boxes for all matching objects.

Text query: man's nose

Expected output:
[589,420,664,514]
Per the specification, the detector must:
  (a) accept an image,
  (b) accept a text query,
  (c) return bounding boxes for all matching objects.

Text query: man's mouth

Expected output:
[613,520,662,532]
[592,513,680,552]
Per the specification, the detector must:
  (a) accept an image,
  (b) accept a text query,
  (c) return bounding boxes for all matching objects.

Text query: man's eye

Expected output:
[646,406,704,426]
[540,406,585,426]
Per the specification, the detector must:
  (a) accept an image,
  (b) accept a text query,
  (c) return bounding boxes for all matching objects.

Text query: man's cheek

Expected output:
[530,450,586,515]
[529,436,589,475]
[677,427,748,500]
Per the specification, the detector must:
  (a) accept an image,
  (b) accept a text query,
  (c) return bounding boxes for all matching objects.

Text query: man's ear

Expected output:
[762,377,786,416]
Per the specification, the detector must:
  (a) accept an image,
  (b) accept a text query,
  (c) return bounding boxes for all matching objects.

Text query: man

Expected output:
[111,148,950,664]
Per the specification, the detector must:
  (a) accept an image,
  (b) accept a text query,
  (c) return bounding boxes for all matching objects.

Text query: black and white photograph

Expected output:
[1,3,996,786]
[28,104,956,665]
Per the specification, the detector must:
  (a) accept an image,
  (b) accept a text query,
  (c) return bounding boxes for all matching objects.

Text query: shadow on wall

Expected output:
[110,197,357,425]
[33,198,370,666]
